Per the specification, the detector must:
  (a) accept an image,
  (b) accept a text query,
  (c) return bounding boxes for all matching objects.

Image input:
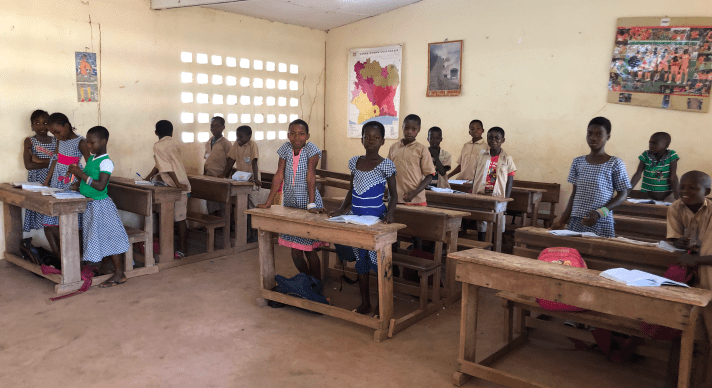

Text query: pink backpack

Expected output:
[535,247,588,312]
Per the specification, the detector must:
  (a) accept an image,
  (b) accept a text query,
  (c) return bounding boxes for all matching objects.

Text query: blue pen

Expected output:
[136,172,144,180]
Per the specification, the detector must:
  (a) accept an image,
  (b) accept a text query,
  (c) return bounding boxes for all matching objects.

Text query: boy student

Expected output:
[203,116,232,215]
[144,120,191,258]
[471,127,516,241]
[427,126,451,189]
[629,132,680,201]
[387,114,436,206]
[222,125,261,242]
[448,120,487,181]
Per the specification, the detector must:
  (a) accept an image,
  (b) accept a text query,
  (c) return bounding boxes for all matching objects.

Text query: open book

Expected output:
[51,191,86,200]
[327,215,381,226]
[547,230,599,238]
[600,268,689,287]
[448,179,471,185]
[232,171,253,181]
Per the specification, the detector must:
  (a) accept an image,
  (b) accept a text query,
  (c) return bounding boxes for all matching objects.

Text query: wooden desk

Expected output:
[246,206,405,342]
[322,197,468,307]
[111,177,182,264]
[187,175,254,249]
[616,200,669,219]
[508,187,545,227]
[514,226,678,275]
[425,190,510,252]
[513,180,561,227]
[449,249,712,388]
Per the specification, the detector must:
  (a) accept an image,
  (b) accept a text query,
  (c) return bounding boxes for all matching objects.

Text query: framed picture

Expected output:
[427,40,462,97]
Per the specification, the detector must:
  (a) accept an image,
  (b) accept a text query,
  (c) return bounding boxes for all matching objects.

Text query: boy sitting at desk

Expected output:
[144,120,191,258]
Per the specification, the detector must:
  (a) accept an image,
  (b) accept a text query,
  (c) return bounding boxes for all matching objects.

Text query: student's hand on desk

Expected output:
[384,212,395,224]
[549,218,567,230]
[403,191,416,203]
[257,203,272,209]
[581,211,600,227]
[308,207,326,214]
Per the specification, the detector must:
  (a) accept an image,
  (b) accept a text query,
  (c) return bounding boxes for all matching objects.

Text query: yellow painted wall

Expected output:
[1,0,326,252]
[325,0,712,210]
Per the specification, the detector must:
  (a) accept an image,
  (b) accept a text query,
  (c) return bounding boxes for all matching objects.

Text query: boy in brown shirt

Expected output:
[204,116,232,215]
[448,119,487,181]
[223,125,261,242]
[387,114,436,206]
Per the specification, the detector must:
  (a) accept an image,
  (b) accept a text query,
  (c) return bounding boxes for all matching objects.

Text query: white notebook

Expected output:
[51,191,85,200]
[547,230,599,238]
[232,171,253,181]
[599,268,688,287]
[448,179,471,185]
[327,215,381,226]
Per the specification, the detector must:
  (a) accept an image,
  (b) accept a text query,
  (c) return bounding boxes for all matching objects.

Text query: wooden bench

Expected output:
[613,213,667,242]
[513,180,561,227]
[107,183,154,271]
[457,238,492,251]
[186,177,231,252]
[616,200,669,219]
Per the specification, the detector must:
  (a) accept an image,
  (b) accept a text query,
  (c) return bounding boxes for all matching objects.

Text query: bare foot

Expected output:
[354,303,372,315]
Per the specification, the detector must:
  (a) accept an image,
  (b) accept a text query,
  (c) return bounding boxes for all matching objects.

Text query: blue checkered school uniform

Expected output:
[567,156,631,237]
[276,142,327,251]
[41,135,84,228]
[343,156,396,274]
[24,136,57,231]
[80,155,130,263]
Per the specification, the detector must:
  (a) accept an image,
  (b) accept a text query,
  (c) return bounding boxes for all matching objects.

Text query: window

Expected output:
[289,114,298,122]
[290,64,298,74]
[211,55,222,66]
[181,92,193,103]
[212,75,223,85]
[196,53,208,64]
[267,114,276,123]
[254,60,263,70]
[240,77,250,87]
[278,97,286,106]
[290,80,298,91]
[266,79,275,89]
[181,72,193,83]
[267,131,276,140]
[266,61,275,71]
[253,78,264,88]
[254,114,264,123]
[226,76,236,86]
[240,95,250,105]
[240,58,250,68]
[197,93,208,104]
[227,113,238,124]
[241,114,251,123]
[181,132,195,143]
[278,131,287,139]
[278,114,287,123]
[278,63,287,73]
[180,112,194,123]
[254,96,263,106]
[197,132,210,142]
[226,95,237,105]
[266,97,276,106]
[290,98,298,107]
[181,52,192,63]
[226,57,236,67]
[198,113,209,123]
[197,73,208,84]
[213,94,223,105]
[227,131,237,141]
[278,80,287,90]
[255,131,264,140]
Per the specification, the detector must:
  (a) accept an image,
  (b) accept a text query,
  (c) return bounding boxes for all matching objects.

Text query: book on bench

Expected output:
[599,268,689,287]
[327,215,381,226]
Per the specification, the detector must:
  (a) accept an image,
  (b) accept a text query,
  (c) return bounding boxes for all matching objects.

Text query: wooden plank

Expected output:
[514,180,560,204]
[376,247,394,337]
[0,184,90,216]
[156,242,257,271]
[4,203,21,257]
[457,359,550,388]
[258,230,276,291]
[108,184,152,216]
[55,265,159,294]
[110,176,182,203]
[315,168,351,182]
[157,200,175,263]
[233,186,250,248]
[616,201,668,219]
[613,214,667,241]
[58,213,81,285]
[187,176,231,204]
[4,252,63,283]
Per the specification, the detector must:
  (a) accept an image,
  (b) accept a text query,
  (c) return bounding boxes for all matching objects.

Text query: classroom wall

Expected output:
[0,0,326,253]
[324,0,712,211]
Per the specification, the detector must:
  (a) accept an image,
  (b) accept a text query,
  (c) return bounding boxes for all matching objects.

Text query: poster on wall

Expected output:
[75,52,98,102]
[347,44,402,139]
[427,40,462,97]
[608,17,712,113]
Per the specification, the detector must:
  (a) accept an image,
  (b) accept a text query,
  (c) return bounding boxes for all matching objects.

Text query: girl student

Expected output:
[67,126,130,287]
[331,121,398,315]
[258,119,327,281]
[42,113,90,260]
[23,110,57,232]
[551,117,631,237]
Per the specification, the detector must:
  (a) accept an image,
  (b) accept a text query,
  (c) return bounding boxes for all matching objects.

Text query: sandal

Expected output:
[99,277,126,288]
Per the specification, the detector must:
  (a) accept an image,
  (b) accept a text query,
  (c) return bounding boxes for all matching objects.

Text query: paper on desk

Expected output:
[547,230,600,238]
[430,187,455,193]
[327,215,381,226]
[626,198,672,206]
[232,171,253,181]
[448,179,471,185]
[134,180,152,185]
[600,268,689,287]
[612,236,657,246]
[657,240,686,252]
[51,190,85,199]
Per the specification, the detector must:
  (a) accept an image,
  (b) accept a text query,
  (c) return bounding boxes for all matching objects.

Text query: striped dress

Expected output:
[41,135,85,227]
[24,136,57,231]
[639,150,679,193]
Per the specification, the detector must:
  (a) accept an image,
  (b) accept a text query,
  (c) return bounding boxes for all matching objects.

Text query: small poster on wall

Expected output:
[427,40,462,97]
[75,52,98,102]
[347,45,402,139]
[608,17,712,112]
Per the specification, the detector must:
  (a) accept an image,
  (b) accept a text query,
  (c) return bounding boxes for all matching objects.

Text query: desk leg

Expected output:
[678,306,701,388]
[492,212,504,252]
[530,202,541,227]
[256,230,276,307]
[234,193,248,248]
[58,213,81,285]
[374,247,394,342]
[3,203,22,261]
[158,201,175,263]
[444,224,460,307]
[453,283,479,386]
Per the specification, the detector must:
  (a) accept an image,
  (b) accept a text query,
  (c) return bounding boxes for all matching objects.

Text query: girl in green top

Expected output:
[68,126,130,288]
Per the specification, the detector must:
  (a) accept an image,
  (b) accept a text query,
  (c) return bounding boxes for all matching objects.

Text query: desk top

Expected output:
[111,177,183,202]
[322,197,469,219]
[450,248,712,307]
[246,205,406,236]
[187,174,254,187]
[0,183,90,216]
[616,201,669,218]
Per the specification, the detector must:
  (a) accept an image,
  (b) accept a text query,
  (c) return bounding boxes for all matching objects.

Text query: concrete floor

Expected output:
[0,245,669,388]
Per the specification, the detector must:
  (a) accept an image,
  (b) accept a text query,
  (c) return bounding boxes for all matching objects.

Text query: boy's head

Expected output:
[486,127,505,151]
[402,114,421,143]
[236,125,252,146]
[155,120,173,138]
[86,126,109,155]
[648,132,671,155]
[210,116,225,137]
[361,121,385,151]
[427,126,443,148]
[468,120,484,141]
[679,171,712,207]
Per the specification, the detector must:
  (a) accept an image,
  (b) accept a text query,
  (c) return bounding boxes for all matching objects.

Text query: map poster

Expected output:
[75,52,98,102]
[608,17,712,113]
[348,44,402,139]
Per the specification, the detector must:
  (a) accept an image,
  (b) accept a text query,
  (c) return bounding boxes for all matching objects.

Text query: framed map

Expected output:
[427,40,462,97]
[608,17,712,112]
[347,45,402,139]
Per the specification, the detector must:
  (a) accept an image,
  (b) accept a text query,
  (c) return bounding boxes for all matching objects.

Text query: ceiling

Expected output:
[150,0,423,31]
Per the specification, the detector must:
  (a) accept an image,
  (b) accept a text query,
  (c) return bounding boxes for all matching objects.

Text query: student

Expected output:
[387,114,435,206]
[42,113,91,260]
[551,117,631,237]
[258,119,327,280]
[223,125,261,242]
[666,171,712,357]
[427,126,451,189]
[67,126,130,287]
[203,116,232,215]
[470,127,517,240]
[448,120,486,181]
[144,120,191,257]
[629,132,680,201]
[332,121,397,314]
[23,110,57,232]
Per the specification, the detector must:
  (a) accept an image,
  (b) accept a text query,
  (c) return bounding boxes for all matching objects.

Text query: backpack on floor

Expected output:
[535,247,587,312]
[275,273,328,305]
